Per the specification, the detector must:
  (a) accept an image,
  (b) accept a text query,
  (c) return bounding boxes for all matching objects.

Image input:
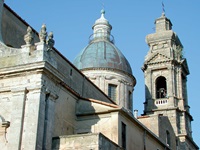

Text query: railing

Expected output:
[155,99,168,105]
[89,33,115,44]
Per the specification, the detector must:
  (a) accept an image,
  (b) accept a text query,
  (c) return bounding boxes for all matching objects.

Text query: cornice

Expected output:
[81,67,136,86]
[0,61,45,78]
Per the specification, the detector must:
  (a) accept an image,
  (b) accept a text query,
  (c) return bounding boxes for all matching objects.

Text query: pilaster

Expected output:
[7,88,29,150]
[37,87,58,150]
[0,0,4,42]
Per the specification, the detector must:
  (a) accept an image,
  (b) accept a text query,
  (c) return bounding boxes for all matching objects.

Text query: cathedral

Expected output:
[0,1,199,150]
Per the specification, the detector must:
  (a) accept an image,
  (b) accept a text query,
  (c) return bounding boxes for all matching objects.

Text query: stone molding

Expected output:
[44,87,58,101]
[81,67,136,85]
[86,73,134,86]
[146,30,174,45]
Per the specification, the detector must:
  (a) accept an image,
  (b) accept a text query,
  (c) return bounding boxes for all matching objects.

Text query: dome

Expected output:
[73,10,133,76]
[74,40,133,75]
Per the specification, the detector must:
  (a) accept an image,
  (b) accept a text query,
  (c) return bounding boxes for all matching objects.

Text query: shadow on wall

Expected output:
[2,4,40,48]
[52,98,101,149]
[144,85,158,114]
[158,115,176,149]
[75,98,100,134]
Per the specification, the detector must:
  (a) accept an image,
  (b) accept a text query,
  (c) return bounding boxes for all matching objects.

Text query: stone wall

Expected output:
[138,114,176,149]
[119,112,170,150]
[75,103,170,150]
[83,69,135,111]
[0,4,117,148]
[0,37,115,149]
[52,133,122,150]
[0,66,43,149]
[76,101,119,143]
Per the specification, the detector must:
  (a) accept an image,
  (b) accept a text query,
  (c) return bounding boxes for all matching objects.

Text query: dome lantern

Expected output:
[92,9,112,42]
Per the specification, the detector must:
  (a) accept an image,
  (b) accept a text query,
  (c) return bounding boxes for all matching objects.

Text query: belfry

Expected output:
[140,12,195,149]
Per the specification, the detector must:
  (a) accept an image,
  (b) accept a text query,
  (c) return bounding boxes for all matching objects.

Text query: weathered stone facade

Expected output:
[0,1,198,150]
[52,133,123,150]
[83,70,134,111]
[141,13,198,150]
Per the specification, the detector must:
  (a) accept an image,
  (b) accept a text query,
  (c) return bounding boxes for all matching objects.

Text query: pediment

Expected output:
[146,53,170,65]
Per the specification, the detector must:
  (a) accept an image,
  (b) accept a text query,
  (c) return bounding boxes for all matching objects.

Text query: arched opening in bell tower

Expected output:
[156,76,167,99]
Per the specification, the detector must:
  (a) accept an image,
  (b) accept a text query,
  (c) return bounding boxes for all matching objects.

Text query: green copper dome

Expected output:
[74,40,132,75]
[73,10,133,76]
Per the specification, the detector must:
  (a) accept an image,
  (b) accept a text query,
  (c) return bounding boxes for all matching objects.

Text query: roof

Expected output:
[73,40,133,75]
[73,10,133,76]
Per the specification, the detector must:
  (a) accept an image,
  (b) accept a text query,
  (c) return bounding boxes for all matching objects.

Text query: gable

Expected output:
[145,53,171,65]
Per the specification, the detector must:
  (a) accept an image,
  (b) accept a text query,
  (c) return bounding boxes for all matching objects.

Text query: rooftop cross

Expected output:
[100,0,105,10]
[162,2,165,14]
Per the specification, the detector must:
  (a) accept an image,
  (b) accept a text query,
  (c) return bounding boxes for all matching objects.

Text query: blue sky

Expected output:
[6,0,200,147]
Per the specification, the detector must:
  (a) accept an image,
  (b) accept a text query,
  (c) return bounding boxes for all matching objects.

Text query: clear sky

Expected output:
[6,0,200,147]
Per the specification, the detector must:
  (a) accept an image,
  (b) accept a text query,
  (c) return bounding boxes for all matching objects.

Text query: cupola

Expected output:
[73,10,136,112]
[74,10,133,76]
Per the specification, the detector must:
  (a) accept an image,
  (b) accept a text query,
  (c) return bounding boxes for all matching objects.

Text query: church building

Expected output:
[0,1,198,150]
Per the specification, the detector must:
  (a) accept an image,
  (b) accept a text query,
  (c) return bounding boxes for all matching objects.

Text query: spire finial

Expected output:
[24,26,34,45]
[47,31,55,50]
[100,9,106,19]
[99,0,105,17]
[39,24,47,42]
[101,9,105,15]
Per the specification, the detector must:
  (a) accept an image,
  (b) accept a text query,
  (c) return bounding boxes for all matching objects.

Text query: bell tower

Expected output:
[142,13,196,147]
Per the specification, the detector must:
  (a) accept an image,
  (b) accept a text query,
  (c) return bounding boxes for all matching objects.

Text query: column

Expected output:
[22,88,41,150]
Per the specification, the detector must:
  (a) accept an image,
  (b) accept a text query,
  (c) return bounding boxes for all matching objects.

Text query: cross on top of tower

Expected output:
[162,2,165,14]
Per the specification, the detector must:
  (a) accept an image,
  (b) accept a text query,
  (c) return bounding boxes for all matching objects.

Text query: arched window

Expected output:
[156,76,167,99]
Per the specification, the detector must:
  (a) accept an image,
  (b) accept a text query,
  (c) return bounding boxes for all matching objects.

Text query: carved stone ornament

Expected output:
[0,121,10,133]
[47,32,55,50]
[24,26,34,45]
[39,24,47,42]
[0,116,10,143]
